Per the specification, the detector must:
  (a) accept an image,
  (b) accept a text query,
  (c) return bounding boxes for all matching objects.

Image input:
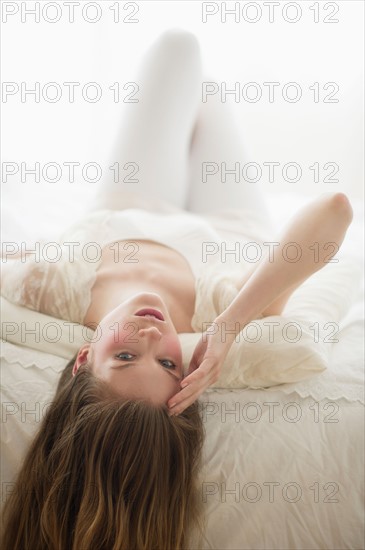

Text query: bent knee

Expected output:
[157,28,200,55]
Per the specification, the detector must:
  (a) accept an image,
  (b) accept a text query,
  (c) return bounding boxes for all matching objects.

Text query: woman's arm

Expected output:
[168,192,353,416]
[216,192,353,340]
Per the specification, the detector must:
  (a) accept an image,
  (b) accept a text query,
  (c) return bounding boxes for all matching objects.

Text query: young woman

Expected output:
[0,30,353,549]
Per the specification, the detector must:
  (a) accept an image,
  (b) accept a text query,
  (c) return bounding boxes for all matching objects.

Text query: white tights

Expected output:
[91,29,271,228]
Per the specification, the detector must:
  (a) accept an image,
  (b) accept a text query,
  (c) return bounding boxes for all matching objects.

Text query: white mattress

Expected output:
[1,192,364,549]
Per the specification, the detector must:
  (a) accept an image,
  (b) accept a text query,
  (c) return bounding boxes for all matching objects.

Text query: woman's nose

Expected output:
[138,326,163,340]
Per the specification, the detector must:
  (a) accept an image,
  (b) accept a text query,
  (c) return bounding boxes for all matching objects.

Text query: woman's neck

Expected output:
[83,239,196,333]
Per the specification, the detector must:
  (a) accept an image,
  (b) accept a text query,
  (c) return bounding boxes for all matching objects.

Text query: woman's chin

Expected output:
[101,293,170,324]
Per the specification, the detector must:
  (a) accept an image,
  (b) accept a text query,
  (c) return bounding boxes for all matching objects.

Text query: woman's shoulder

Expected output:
[0,240,97,324]
[1,251,51,313]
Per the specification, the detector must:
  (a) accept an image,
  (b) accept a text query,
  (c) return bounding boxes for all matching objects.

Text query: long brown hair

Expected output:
[1,355,206,549]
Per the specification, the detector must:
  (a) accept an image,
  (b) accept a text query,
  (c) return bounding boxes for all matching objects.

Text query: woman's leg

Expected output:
[186,85,272,230]
[89,29,202,213]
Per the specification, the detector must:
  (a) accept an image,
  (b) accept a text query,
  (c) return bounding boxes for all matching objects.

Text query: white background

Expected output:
[1,0,364,240]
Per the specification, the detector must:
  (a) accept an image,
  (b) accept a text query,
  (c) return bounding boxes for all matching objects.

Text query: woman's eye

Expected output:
[115,352,134,360]
[160,359,176,370]
[114,354,176,369]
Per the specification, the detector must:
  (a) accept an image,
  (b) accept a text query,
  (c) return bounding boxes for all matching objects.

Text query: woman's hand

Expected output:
[167,321,236,416]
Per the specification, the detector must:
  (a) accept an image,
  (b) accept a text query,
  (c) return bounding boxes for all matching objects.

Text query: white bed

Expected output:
[1,193,364,549]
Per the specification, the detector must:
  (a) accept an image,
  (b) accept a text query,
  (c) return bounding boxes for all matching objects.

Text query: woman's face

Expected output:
[73,293,183,406]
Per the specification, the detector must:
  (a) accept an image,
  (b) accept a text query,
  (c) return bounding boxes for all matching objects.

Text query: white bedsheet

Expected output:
[1,193,364,549]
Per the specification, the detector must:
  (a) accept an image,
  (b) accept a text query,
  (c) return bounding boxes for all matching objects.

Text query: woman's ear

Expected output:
[72,344,91,377]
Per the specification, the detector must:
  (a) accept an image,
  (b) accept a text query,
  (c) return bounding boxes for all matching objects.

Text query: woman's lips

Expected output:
[134,308,165,321]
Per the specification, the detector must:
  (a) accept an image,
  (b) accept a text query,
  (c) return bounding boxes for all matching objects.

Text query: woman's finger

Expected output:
[167,371,208,410]
[167,376,205,409]
[168,388,202,416]
[167,367,220,415]
[182,358,216,386]
[168,377,214,416]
